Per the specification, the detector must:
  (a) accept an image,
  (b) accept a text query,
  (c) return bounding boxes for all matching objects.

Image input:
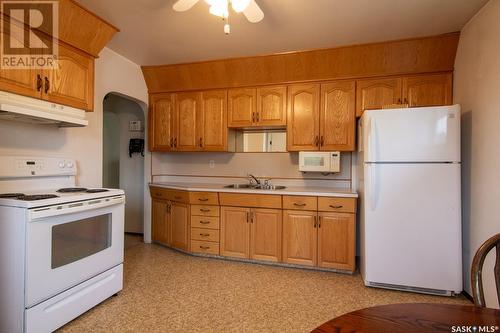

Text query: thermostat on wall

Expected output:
[129,120,143,132]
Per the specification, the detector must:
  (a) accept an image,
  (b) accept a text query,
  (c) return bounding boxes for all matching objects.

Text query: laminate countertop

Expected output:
[150,182,358,198]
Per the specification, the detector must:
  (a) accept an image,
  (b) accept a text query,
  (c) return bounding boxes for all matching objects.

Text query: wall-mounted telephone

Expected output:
[129,139,144,157]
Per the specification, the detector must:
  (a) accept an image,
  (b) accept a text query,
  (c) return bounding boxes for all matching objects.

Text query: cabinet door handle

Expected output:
[44,77,50,94]
[170,138,173,148]
[174,138,177,148]
[252,112,256,123]
[314,136,319,147]
[313,215,317,228]
[329,205,343,209]
[251,211,255,223]
[318,216,322,228]
[320,136,325,147]
[404,98,408,105]
[256,112,260,122]
[293,203,306,207]
[199,137,203,148]
[198,198,209,202]
[397,98,402,104]
[36,74,42,92]
[200,246,210,250]
[200,233,210,237]
[199,220,210,225]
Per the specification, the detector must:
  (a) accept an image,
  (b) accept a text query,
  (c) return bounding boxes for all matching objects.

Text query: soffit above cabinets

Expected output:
[75,0,488,66]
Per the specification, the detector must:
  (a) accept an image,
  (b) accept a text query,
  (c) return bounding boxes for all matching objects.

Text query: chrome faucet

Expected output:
[248,174,260,186]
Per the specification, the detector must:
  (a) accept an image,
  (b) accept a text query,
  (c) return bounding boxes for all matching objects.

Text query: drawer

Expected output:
[168,190,190,203]
[318,197,357,213]
[191,227,220,242]
[283,195,317,211]
[189,192,219,205]
[191,205,220,217]
[191,216,220,230]
[150,187,170,200]
[191,240,219,255]
[218,193,282,209]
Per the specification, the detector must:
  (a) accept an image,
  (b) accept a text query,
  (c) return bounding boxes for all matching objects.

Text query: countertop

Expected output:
[150,182,358,198]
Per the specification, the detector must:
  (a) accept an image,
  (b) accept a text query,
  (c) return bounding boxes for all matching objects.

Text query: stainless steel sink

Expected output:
[224,184,286,190]
[224,184,253,189]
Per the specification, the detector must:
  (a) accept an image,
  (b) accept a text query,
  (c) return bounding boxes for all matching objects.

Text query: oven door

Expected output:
[25,196,125,307]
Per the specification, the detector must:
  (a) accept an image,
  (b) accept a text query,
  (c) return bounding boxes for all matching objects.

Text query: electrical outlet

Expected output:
[209,160,215,169]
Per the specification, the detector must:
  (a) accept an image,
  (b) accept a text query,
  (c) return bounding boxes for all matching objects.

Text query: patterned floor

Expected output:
[59,239,470,332]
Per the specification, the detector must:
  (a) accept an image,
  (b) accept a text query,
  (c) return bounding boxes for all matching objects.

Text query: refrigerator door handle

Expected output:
[370,163,379,211]
[365,117,377,161]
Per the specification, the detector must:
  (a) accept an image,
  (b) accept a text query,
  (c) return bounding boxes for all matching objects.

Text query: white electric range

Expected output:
[0,156,125,333]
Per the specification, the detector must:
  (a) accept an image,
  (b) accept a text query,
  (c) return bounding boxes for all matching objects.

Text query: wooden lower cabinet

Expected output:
[249,208,282,262]
[220,206,250,258]
[282,210,318,266]
[317,212,356,271]
[152,200,170,245]
[170,202,190,251]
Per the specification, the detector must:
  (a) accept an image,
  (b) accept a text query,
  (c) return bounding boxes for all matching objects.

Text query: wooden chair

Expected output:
[471,233,500,307]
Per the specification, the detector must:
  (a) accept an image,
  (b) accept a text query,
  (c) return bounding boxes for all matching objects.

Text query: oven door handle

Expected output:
[29,195,125,221]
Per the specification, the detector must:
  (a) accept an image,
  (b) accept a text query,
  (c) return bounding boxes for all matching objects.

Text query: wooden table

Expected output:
[312,303,500,333]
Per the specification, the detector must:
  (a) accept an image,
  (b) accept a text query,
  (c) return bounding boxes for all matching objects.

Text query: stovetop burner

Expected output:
[17,194,59,201]
[0,193,25,199]
[57,188,88,193]
[86,189,110,193]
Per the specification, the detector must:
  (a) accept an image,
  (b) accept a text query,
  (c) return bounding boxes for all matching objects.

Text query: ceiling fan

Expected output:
[172,0,264,34]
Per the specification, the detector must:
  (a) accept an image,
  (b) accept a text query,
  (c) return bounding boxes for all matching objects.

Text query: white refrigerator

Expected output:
[358,105,462,296]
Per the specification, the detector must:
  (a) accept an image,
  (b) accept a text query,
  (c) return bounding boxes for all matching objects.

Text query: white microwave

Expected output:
[299,152,341,173]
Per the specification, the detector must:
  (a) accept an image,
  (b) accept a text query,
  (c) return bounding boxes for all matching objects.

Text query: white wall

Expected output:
[454,0,500,308]
[0,47,152,241]
[104,94,145,234]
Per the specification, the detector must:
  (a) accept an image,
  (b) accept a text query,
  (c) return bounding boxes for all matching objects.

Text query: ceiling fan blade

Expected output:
[172,0,200,12]
[243,0,264,23]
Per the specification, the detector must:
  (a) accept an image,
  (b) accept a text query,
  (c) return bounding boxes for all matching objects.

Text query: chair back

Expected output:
[471,233,500,307]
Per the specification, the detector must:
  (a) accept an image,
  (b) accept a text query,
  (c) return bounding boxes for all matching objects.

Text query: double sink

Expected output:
[224,184,287,191]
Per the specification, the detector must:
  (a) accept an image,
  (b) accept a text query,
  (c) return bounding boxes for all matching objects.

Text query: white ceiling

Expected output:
[76,0,488,66]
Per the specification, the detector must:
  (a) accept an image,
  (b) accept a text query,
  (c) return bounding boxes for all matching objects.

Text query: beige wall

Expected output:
[454,0,500,308]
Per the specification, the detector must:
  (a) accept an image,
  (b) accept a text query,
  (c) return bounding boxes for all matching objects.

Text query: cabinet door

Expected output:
[317,212,356,271]
[199,90,228,151]
[320,81,356,151]
[152,200,170,245]
[0,17,40,98]
[170,202,190,251]
[287,84,320,151]
[250,208,282,262]
[149,93,175,151]
[282,210,317,266]
[220,206,250,258]
[356,77,402,117]
[44,42,94,111]
[256,86,287,126]
[176,92,201,151]
[402,73,452,107]
[228,88,256,128]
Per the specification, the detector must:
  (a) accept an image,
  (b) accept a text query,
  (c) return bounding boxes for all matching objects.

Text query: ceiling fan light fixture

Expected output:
[231,0,251,13]
[208,0,229,18]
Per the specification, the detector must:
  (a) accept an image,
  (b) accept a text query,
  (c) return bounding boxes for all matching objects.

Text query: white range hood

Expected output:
[0,90,88,127]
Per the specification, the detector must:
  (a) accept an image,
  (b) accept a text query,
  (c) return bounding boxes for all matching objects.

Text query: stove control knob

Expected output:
[66,161,74,168]
[58,161,65,168]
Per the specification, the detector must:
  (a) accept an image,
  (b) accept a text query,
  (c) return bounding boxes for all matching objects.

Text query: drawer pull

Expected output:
[156,193,163,197]
[199,220,211,224]
[174,196,182,200]
[200,233,210,237]
[293,203,306,207]
[330,205,343,209]
[200,246,210,250]
[198,198,209,202]
[200,208,211,212]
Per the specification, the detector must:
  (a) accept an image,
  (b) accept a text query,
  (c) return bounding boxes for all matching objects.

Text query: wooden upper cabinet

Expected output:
[356,77,402,117]
[149,93,176,151]
[287,84,320,151]
[320,81,356,151]
[256,86,287,126]
[199,90,228,151]
[220,206,250,258]
[170,202,190,251]
[228,88,256,127]
[282,210,318,266]
[44,42,94,111]
[402,73,452,107]
[250,208,282,262]
[176,92,201,151]
[317,212,355,271]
